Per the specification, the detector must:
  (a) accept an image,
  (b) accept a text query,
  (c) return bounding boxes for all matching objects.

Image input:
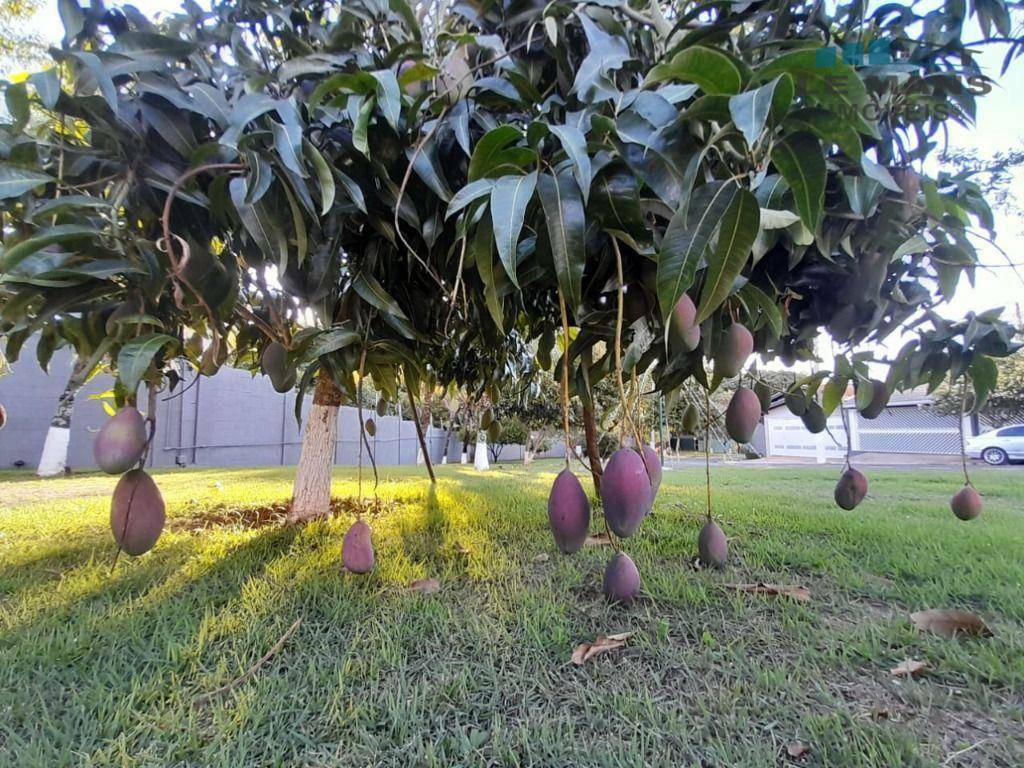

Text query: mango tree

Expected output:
[429,0,1022,600]
[0,1,476,527]
[2,0,1022,597]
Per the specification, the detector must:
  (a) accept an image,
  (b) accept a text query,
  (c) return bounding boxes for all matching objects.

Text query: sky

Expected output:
[14,1,1024,330]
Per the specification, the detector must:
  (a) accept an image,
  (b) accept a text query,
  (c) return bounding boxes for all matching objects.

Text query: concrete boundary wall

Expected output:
[0,343,562,472]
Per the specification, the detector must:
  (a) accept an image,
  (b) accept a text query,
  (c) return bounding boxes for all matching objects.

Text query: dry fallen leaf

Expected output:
[890,659,928,678]
[723,583,811,602]
[583,533,612,547]
[571,631,636,665]
[532,553,550,563]
[786,740,810,759]
[406,578,440,594]
[910,609,992,638]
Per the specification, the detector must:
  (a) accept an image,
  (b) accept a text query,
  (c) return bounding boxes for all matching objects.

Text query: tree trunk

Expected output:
[474,431,489,471]
[582,402,603,500]
[290,372,341,521]
[440,423,452,464]
[37,356,89,477]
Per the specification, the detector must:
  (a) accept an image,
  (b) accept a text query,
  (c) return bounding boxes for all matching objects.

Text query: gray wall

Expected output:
[0,342,560,472]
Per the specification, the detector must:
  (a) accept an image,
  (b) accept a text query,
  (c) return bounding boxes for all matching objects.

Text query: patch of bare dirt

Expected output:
[170,497,399,532]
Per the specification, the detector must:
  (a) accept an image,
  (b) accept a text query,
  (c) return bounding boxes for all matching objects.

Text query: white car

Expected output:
[965,425,1024,465]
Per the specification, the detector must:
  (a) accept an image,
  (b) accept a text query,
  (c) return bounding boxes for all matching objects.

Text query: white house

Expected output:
[762,388,975,459]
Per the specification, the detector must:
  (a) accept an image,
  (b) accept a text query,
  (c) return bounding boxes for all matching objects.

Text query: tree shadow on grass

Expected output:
[0,523,303,748]
[395,483,448,566]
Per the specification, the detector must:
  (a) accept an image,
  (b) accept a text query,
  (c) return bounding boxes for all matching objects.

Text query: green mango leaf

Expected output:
[855,379,875,411]
[822,376,848,416]
[276,53,352,83]
[657,181,738,322]
[0,224,97,270]
[474,215,504,331]
[446,178,496,219]
[736,282,783,338]
[352,98,374,156]
[590,168,644,237]
[728,75,792,147]
[117,333,176,393]
[695,189,760,324]
[30,195,111,218]
[272,121,307,178]
[184,83,231,127]
[57,0,85,43]
[490,171,537,288]
[309,327,360,357]
[351,272,414,339]
[772,133,825,231]
[752,49,876,137]
[28,69,60,109]
[304,141,335,215]
[369,69,402,131]
[333,168,366,213]
[5,83,29,132]
[572,14,632,102]
[893,234,929,260]
[63,50,118,111]
[0,164,53,200]
[406,138,453,202]
[784,108,863,160]
[680,94,731,123]
[467,125,522,181]
[759,208,802,229]
[644,46,742,95]
[860,155,902,192]
[141,103,197,157]
[538,169,586,311]
[398,61,437,88]
[548,124,592,202]
[842,175,883,218]
[229,177,287,264]
[968,355,998,412]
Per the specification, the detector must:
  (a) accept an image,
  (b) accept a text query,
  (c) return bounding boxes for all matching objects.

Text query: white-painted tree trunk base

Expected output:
[441,455,448,465]
[474,435,489,471]
[37,427,71,477]
[460,452,468,464]
[290,402,338,521]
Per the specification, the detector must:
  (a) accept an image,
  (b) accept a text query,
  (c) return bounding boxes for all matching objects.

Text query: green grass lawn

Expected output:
[1,460,1022,767]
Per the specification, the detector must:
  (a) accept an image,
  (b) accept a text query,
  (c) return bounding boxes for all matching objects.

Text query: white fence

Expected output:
[764,403,972,459]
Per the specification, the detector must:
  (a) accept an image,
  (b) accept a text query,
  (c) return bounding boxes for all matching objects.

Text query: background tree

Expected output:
[0,0,45,75]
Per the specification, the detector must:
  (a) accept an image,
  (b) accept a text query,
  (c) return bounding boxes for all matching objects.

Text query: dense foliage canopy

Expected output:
[1,0,1022,425]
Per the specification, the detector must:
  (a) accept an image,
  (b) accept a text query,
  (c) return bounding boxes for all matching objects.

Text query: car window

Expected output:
[999,426,1024,437]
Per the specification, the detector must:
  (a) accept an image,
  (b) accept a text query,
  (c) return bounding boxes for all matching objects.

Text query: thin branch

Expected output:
[405,375,436,484]
[557,290,573,471]
[193,618,303,707]
[394,110,448,290]
[158,162,245,331]
[610,238,642,448]
[704,385,712,522]
[959,379,972,486]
